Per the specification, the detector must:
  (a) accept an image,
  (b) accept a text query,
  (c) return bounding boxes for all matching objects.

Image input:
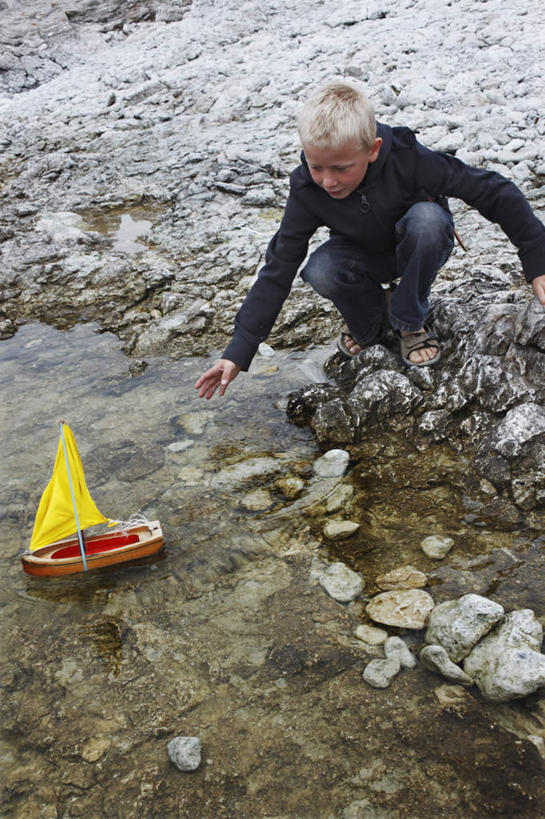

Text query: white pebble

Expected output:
[363,657,401,688]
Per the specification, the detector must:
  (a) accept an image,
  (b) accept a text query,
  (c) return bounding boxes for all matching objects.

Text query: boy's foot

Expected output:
[399,328,441,367]
[337,330,383,357]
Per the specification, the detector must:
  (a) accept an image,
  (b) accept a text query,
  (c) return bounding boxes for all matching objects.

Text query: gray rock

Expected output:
[347,370,422,425]
[420,645,474,685]
[425,594,504,663]
[384,636,417,669]
[323,519,360,540]
[310,398,358,443]
[366,590,435,630]
[363,657,401,688]
[463,609,545,701]
[420,535,454,560]
[490,402,545,459]
[312,449,350,477]
[355,625,388,646]
[376,565,427,590]
[318,562,364,602]
[167,736,201,771]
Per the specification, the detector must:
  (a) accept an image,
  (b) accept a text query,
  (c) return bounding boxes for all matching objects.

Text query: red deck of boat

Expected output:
[51,533,140,560]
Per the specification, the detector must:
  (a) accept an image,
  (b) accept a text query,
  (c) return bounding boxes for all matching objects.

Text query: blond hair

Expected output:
[297,81,376,151]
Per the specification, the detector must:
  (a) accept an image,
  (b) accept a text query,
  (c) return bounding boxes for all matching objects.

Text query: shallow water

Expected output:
[78,205,164,254]
[2,323,545,817]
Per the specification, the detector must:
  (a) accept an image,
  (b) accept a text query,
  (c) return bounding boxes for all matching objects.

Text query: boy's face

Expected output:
[303,138,382,199]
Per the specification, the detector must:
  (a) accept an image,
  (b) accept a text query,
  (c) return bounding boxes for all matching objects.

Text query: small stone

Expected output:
[276,475,305,499]
[167,736,201,771]
[355,624,388,645]
[313,449,350,477]
[384,636,417,669]
[325,483,354,513]
[376,565,427,590]
[421,535,454,559]
[420,645,474,685]
[363,657,401,688]
[257,342,275,358]
[318,561,364,602]
[323,519,360,540]
[366,590,435,629]
[240,488,273,510]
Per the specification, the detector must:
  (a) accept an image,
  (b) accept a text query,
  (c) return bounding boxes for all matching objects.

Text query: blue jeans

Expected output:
[300,202,454,345]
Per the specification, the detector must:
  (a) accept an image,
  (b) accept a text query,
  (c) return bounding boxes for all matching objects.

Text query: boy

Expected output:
[196,81,545,399]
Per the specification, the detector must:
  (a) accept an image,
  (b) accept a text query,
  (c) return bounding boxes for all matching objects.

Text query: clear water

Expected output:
[2,323,545,817]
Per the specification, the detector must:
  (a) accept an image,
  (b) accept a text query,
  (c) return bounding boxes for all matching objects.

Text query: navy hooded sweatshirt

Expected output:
[223,123,545,370]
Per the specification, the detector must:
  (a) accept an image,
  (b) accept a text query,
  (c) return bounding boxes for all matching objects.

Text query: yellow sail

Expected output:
[30,425,110,552]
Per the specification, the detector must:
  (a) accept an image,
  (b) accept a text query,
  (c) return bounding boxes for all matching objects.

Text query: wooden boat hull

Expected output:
[21,521,164,577]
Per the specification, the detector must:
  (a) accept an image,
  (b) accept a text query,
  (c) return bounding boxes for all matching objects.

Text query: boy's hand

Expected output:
[195,359,241,399]
[532,275,545,306]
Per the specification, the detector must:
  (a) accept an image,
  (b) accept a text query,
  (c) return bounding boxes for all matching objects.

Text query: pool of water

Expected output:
[2,322,545,817]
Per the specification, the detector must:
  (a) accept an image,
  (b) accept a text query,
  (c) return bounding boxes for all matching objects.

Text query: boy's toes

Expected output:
[337,331,363,357]
[400,328,441,367]
[345,335,362,355]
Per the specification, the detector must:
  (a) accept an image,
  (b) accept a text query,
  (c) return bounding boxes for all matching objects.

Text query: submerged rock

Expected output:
[276,476,305,499]
[210,457,283,489]
[312,449,350,478]
[463,609,545,702]
[318,562,364,603]
[167,736,202,772]
[376,565,427,590]
[363,657,401,688]
[355,624,388,646]
[420,645,474,685]
[420,535,454,560]
[366,590,435,629]
[425,594,504,663]
[323,519,360,540]
[384,636,417,669]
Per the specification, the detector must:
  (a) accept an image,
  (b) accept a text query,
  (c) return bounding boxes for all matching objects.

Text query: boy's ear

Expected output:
[369,137,383,163]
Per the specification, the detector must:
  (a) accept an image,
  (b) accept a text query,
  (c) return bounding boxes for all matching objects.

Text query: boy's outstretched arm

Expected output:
[532,274,545,306]
[195,359,241,399]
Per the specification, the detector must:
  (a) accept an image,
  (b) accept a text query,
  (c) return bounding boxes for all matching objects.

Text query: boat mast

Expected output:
[58,421,88,572]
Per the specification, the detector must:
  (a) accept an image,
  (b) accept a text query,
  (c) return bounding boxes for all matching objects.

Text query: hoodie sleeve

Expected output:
[415,140,545,282]
[222,189,321,370]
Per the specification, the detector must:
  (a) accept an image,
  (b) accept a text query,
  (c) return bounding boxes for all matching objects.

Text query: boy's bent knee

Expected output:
[397,202,453,239]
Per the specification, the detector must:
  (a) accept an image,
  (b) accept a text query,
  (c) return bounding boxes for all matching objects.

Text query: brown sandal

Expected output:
[399,328,441,367]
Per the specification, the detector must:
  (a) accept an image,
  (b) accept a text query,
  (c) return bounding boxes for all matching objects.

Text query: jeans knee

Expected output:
[301,260,337,298]
[397,202,453,246]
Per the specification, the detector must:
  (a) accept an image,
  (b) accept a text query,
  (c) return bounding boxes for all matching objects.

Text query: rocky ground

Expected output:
[2,0,545,816]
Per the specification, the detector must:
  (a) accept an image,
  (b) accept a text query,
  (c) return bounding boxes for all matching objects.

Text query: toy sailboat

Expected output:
[22,422,164,577]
